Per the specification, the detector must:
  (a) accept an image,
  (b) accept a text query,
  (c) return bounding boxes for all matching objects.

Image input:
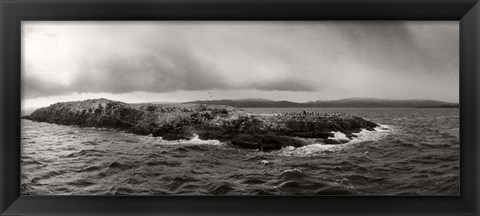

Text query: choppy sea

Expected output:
[21,108,459,195]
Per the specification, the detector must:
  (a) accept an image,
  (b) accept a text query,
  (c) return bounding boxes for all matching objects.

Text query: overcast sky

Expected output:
[22,21,459,109]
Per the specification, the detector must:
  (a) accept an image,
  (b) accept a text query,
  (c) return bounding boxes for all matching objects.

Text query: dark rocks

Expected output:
[23,98,379,151]
[231,134,261,149]
[260,135,308,150]
[324,139,350,145]
[197,130,227,140]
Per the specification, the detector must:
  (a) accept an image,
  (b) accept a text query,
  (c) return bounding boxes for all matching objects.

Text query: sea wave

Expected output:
[21,107,459,196]
[278,125,393,157]
[152,135,225,146]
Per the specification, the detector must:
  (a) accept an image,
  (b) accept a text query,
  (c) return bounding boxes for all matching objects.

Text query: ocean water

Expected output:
[21,108,459,195]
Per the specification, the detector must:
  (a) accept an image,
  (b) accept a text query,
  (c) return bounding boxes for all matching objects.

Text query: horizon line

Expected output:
[22,97,460,109]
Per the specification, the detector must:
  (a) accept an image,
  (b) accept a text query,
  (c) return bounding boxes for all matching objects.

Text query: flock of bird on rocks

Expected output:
[276,111,352,119]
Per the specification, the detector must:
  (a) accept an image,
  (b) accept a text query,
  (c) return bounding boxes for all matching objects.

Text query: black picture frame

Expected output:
[1,0,479,215]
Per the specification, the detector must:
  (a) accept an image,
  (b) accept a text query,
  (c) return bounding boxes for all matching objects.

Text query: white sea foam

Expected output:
[331,131,349,140]
[153,134,224,146]
[375,124,392,131]
[350,125,393,144]
[279,125,393,157]
[279,143,347,156]
[186,135,224,146]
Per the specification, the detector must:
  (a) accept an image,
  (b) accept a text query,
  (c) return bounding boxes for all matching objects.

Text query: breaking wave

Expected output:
[21,107,459,196]
[279,125,393,157]
[152,135,225,146]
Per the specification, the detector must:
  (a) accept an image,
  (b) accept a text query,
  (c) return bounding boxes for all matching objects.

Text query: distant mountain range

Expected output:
[22,98,459,116]
[185,98,459,108]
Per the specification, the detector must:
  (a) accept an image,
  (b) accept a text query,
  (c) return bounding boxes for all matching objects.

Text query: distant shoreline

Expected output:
[21,98,459,116]
[243,106,460,109]
[184,98,459,109]
[415,105,460,108]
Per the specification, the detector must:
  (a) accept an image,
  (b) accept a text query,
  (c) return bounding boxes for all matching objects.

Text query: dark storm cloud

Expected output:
[249,79,319,92]
[22,21,459,101]
[71,47,228,94]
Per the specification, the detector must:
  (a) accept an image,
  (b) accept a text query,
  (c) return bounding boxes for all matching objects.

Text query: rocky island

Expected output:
[22,98,378,151]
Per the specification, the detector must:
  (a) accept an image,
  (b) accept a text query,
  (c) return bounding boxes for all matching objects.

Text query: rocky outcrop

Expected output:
[22,98,378,151]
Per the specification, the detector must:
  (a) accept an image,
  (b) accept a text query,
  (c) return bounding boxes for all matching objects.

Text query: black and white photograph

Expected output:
[20,21,459,196]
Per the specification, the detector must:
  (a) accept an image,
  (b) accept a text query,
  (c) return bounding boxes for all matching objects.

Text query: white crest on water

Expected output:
[148,134,225,146]
[331,131,349,140]
[278,125,393,157]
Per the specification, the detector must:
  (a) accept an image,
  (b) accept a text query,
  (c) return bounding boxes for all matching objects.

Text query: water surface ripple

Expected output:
[21,108,459,195]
